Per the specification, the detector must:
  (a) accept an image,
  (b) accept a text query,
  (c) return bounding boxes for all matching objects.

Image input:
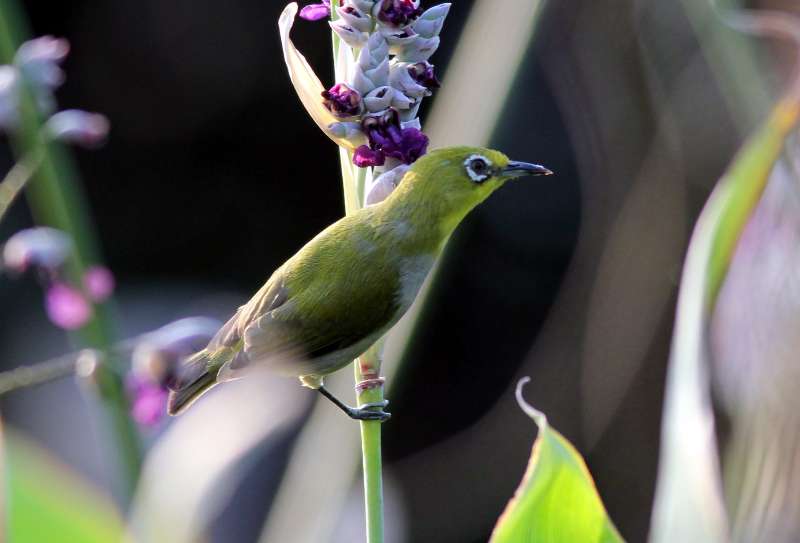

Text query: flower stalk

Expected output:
[330,3,386,541]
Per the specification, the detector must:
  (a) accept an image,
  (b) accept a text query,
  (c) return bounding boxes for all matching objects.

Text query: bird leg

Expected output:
[317,386,391,421]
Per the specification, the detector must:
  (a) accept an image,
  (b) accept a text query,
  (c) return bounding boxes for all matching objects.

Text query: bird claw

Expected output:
[347,399,391,422]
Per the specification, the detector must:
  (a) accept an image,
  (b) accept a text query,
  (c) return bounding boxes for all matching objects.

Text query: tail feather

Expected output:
[167,370,217,416]
[167,348,234,416]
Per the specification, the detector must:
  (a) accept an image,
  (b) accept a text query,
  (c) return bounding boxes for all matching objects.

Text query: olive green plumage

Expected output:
[167,146,550,415]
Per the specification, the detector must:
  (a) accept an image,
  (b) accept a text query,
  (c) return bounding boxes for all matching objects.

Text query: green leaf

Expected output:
[490,378,624,543]
[4,427,125,542]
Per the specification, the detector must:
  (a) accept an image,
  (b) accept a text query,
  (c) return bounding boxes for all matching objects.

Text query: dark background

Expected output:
[1,0,781,541]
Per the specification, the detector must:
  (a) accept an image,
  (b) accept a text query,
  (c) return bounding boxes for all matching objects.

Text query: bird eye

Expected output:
[464,154,493,183]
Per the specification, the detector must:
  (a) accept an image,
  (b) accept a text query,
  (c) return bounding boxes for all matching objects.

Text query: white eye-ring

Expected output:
[464,154,493,183]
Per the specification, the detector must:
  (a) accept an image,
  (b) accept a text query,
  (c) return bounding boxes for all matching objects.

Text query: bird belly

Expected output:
[396,253,436,311]
[298,254,435,383]
[301,325,393,379]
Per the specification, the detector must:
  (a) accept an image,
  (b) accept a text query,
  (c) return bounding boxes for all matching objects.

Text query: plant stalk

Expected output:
[331,3,385,538]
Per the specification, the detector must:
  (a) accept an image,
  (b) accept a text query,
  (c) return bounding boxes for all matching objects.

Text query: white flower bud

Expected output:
[412,4,450,38]
[336,5,373,33]
[352,56,390,95]
[380,26,418,49]
[396,36,440,62]
[352,0,376,12]
[330,20,369,48]
[328,121,366,145]
[364,86,394,112]
[399,100,421,121]
[401,117,421,130]
[391,88,414,110]
[359,33,390,70]
[366,164,410,205]
[389,61,428,98]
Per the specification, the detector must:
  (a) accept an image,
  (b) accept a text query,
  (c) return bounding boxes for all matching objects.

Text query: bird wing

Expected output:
[221,211,402,378]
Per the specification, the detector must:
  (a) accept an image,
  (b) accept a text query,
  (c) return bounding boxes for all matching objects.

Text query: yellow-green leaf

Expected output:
[3,426,125,542]
[490,378,624,543]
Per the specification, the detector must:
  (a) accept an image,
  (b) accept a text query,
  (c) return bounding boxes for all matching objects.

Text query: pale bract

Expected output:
[278,3,365,149]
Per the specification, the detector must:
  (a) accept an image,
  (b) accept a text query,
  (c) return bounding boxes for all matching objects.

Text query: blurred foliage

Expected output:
[650,52,800,543]
[4,427,125,542]
[490,380,622,543]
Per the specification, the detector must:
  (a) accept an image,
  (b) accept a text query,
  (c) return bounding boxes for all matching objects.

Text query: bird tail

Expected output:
[167,347,235,416]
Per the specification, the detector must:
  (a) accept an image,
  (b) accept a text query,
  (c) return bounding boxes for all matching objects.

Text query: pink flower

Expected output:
[45,282,92,330]
[127,374,169,427]
[83,265,115,302]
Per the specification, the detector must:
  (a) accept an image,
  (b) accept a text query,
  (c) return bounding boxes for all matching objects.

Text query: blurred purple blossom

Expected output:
[45,282,92,330]
[83,265,115,302]
[2,227,72,274]
[299,0,331,21]
[127,374,169,427]
[132,317,221,386]
[14,36,69,90]
[126,317,221,426]
[44,110,110,148]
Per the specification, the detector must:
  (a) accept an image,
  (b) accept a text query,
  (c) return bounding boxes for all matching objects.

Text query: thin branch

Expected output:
[0,351,81,395]
[0,149,43,223]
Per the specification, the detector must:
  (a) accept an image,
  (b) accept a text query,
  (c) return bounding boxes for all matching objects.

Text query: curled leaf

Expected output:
[490,378,623,543]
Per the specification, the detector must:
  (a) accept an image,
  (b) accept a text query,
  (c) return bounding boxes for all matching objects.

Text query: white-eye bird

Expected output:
[167,146,551,420]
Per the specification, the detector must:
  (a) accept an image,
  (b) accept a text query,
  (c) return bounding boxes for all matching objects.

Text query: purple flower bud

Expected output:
[14,36,69,89]
[359,108,429,165]
[354,144,386,167]
[126,374,169,427]
[299,0,331,21]
[45,110,110,148]
[408,62,440,91]
[45,282,92,330]
[322,83,364,118]
[83,265,115,302]
[377,0,423,28]
[2,227,72,274]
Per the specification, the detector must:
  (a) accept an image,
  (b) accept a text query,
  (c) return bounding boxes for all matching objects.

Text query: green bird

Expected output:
[167,146,551,420]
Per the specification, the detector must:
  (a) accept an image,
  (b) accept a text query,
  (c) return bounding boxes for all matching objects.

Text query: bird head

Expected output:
[389,146,552,222]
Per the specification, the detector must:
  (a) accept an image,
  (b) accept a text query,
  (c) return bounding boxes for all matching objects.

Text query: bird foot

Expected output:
[346,400,391,422]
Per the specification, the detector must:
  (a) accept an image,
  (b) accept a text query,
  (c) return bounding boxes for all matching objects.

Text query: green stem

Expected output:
[354,344,385,543]
[0,0,141,501]
[330,3,385,538]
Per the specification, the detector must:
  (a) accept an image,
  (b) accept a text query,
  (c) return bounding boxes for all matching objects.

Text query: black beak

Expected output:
[503,161,553,178]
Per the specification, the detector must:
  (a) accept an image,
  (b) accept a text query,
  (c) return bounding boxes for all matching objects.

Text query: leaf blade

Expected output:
[490,378,624,543]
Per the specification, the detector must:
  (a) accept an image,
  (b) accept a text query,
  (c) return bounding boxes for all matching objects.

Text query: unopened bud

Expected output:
[45,110,110,148]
